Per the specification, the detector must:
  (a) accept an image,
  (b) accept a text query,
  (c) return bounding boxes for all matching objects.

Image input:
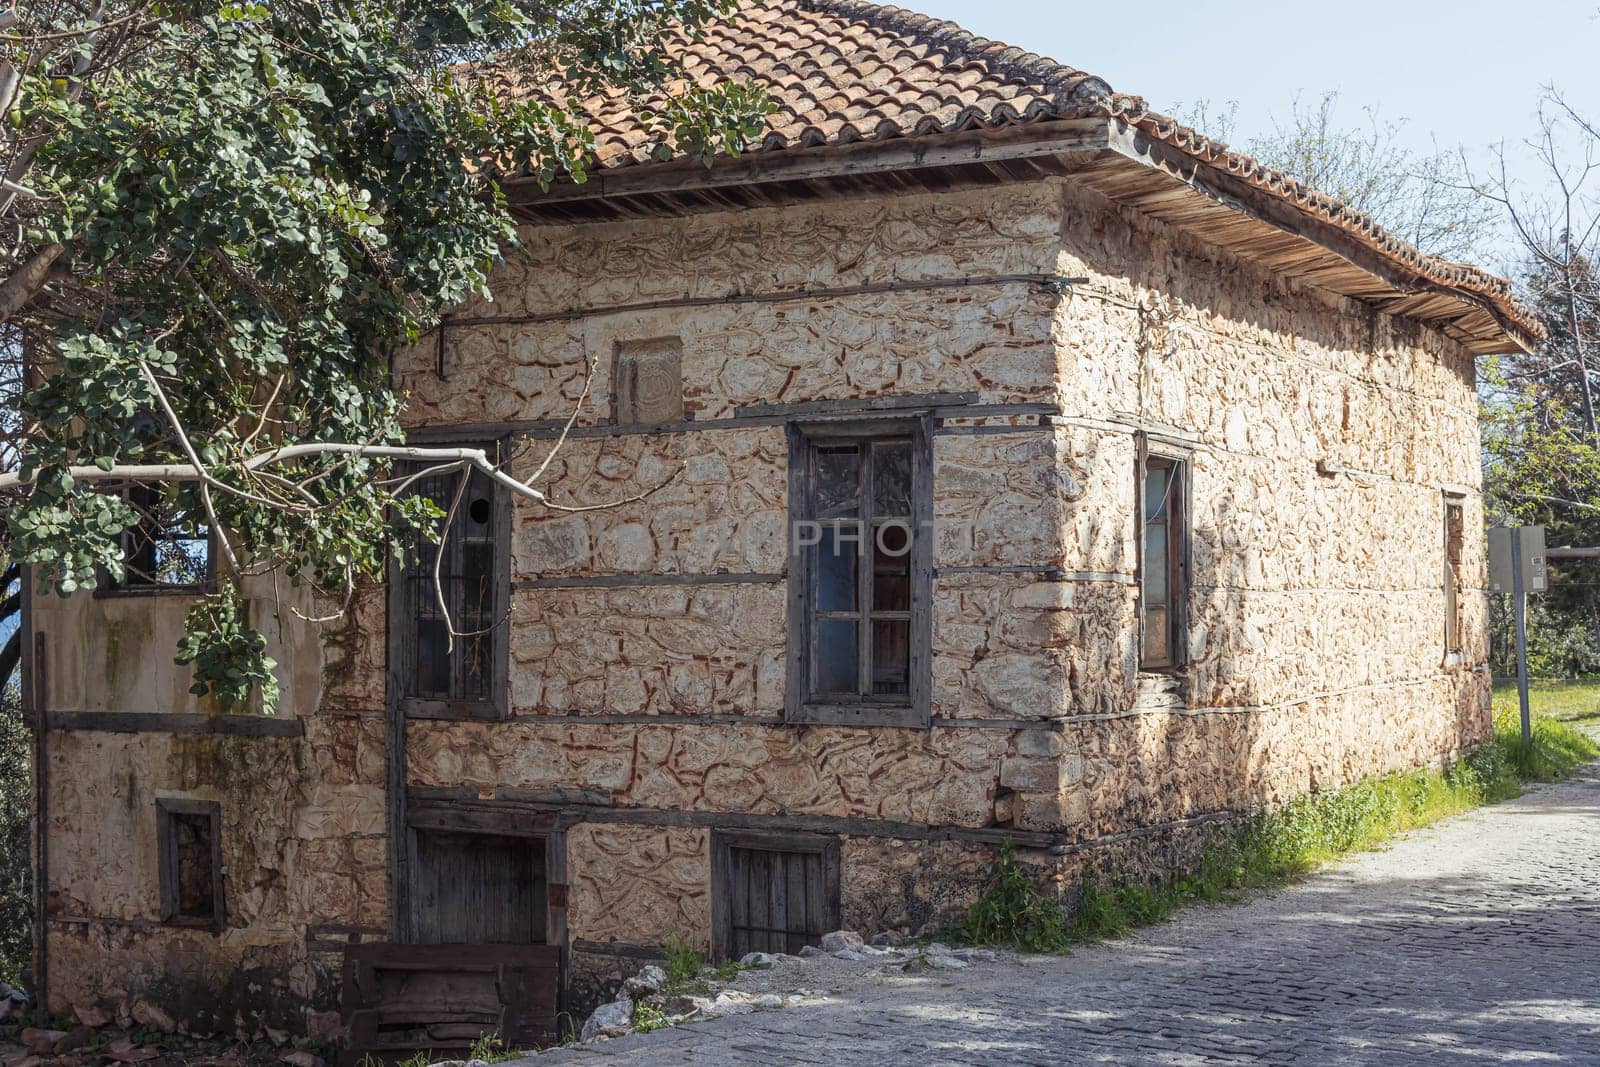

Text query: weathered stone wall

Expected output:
[41,714,386,1036]
[35,572,385,1033]
[31,570,323,718]
[396,177,1489,962]
[39,173,1492,1027]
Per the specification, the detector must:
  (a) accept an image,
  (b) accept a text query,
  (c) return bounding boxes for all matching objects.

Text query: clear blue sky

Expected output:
[916,0,1600,268]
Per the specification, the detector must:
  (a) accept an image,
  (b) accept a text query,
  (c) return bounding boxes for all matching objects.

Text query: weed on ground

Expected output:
[955,713,1598,950]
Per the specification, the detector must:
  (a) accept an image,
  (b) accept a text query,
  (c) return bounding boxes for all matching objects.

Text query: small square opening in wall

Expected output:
[711,830,840,959]
[613,337,684,426]
[157,798,224,928]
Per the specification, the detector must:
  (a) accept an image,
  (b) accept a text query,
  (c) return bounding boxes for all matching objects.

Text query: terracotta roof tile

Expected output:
[518,0,1536,345]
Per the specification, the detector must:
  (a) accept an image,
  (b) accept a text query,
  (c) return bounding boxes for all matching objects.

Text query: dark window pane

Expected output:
[119,485,210,588]
[399,458,502,704]
[872,529,910,612]
[871,442,912,517]
[814,446,860,519]
[1144,465,1171,521]
[415,617,450,695]
[871,619,909,696]
[815,619,858,694]
[172,813,215,919]
[155,538,209,585]
[461,632,489,697]
[816,524,858,612]
[462,543,494,615]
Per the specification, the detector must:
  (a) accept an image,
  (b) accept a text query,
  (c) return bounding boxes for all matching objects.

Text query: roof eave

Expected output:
[504,115,1535,355]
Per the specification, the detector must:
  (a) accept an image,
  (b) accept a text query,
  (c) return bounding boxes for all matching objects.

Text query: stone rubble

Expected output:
[569,931,1004,1050]
[0,1023,328,1067]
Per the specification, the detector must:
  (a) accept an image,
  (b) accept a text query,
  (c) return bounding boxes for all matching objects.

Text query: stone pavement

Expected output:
[529,757,1600,1065]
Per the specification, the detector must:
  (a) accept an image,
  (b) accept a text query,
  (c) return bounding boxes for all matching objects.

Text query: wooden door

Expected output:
[712,831,840,959]
[410,830,546,945]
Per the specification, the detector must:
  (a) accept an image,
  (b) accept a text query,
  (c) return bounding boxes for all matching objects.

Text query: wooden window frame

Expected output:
[710,829,840,962]
[1137,439,1189,672]
[156,797,224,930]
[388,434,512,722]
[1444,493,1466,659]
[96,483,217,598]
[784,415,933,728]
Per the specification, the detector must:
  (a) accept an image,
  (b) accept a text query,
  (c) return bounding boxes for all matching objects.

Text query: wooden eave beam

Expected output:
[1099,118,1535,355]
[503,118,1109,207]
[504,112,1530,355]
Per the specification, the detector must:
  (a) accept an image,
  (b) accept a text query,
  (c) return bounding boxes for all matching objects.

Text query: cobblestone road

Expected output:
[532,758,1600,1065]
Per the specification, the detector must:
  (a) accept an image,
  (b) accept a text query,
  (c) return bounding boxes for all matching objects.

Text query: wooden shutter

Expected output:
[712,831,840,959]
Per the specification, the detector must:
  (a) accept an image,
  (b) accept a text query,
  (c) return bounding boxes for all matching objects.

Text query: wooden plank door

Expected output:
[712,831,840,959]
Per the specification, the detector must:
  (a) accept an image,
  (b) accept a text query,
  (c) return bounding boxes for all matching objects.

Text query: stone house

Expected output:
[21,0,1536,1051]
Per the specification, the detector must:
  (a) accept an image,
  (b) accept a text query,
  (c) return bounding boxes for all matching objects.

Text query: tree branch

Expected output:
[0,242,63,321]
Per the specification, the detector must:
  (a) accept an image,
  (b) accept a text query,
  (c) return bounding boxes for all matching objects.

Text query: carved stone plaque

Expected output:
[614,337,684,425]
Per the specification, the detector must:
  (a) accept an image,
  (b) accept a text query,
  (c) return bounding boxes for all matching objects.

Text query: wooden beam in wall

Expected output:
[45,710,306,737]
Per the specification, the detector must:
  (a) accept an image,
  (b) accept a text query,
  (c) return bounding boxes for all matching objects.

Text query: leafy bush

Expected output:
[953,842,1072,953]
[632,1002,672,1033]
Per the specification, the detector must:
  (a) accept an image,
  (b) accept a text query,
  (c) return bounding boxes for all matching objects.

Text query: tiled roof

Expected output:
[570,0,1111,169]
[537,0,1537,346]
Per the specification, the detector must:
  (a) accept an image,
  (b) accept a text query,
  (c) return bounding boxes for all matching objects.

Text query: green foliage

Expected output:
[1492,675,1600,722]
[1478,252,1600,677]
[6,0,771,711]
[468,1032,520,1063]
[173,584,278,711]
[0,692,30,986]
[394,1051,433,1067]
[631,1001,672,1033]
[659,933,707,994]
[965,715,1597,948]
[952,842,1072,953]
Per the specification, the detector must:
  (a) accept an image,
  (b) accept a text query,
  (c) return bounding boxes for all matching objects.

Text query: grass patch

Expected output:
[957,712,1598,950]
[469,1032,521,1063]
[1492,675,1600,723]
[659,933,705,993]
[657,933,739,995]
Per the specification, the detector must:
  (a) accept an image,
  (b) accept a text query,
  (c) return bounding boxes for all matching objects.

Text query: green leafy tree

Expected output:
[1477,93,1600,673]
[0,0,769,709]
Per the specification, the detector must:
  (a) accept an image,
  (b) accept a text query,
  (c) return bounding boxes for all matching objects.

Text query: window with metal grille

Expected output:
[101,483,214,594]
[786,418,932,727]
[394,446,508,719]
[711,831,839,960]
[1140,452,1187,670]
